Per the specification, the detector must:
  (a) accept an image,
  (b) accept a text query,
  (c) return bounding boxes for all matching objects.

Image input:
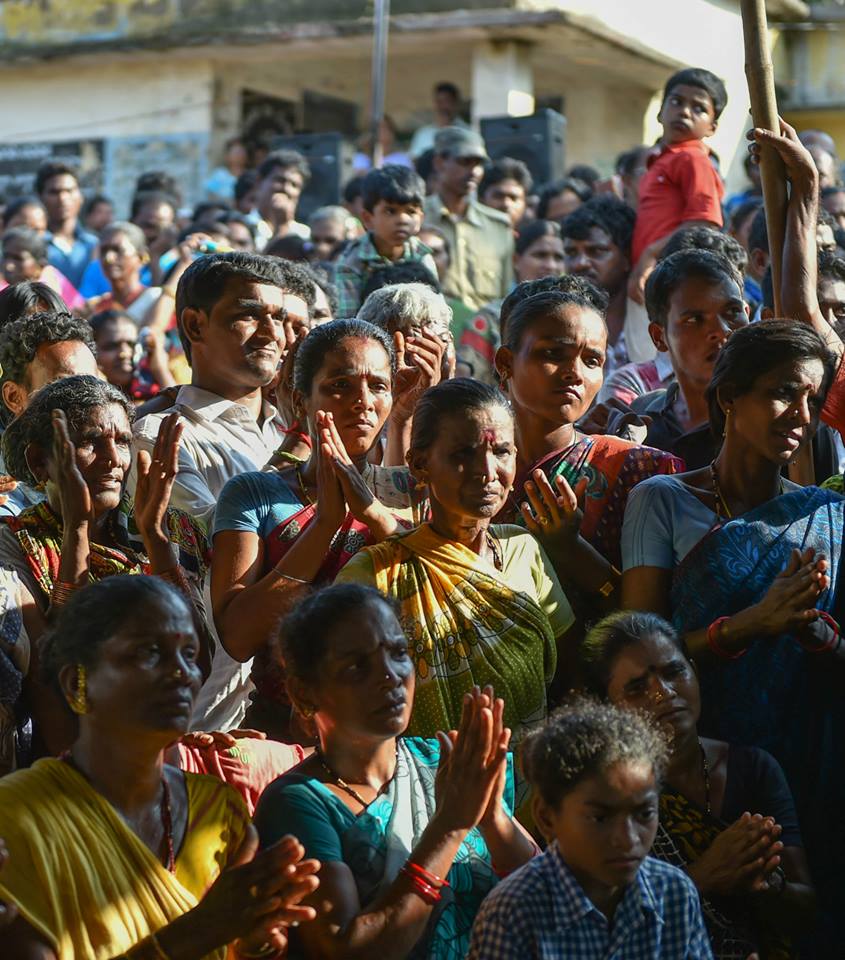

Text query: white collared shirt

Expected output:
[129,385,285,732]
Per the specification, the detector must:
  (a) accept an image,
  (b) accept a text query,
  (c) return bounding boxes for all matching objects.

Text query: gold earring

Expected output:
[299,704,315,720]
[722,408,731,438]
[69,664,88,715]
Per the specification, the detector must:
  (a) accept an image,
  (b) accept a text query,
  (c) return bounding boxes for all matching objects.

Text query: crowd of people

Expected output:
[0,65,844,958]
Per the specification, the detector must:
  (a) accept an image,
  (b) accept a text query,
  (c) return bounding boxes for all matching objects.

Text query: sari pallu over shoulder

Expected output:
[366,525,556,740]
[0,758,245,960]
[670,487,845,949]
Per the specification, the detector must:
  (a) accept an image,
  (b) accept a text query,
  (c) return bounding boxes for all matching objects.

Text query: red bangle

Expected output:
[401,866,442,904]
[706,617,747,660]
[403,860,449,889]
[798,611,840,653]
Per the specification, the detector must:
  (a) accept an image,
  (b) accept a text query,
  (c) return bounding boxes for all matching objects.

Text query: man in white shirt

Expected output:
[253,150,312,251]
[129,252,314,730]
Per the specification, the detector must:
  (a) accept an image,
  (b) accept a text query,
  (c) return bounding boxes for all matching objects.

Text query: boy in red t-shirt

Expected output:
[628,68,727,307]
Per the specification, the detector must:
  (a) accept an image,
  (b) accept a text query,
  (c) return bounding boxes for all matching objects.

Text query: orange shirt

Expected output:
[631,139,724,264]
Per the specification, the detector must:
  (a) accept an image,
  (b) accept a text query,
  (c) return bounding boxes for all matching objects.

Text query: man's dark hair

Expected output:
[536,178,592,220]
[343,176,364,205]
[134,171,182,206]
[220,209,257,242]
[0,311,96,423]
[748,207,769,256]
[234,170,258,203]
[615,145,649,177]
[662,67,728,120]
[258,150,311,184]
[822,185,845,201]
[81,193,112,219]
[414,149,436,185]
[130,190,177,222]
[661,224,748,277]
[566,164,601,189]
[514,219,561,257]
[819,250,845,285]
[503,280,609,352]
[478,158,533,198]
[434,81,459,100]
[175,253,315,363]
[0,281,66,328]
[561,195,636,259]
[2,226,49,265]
[729,197,763,236]
[361,261,441,303]
[304,264,339,317]
[2,197,46,231]
[34,162,79,197]
[361,165,425,213]
[645,249,742,328]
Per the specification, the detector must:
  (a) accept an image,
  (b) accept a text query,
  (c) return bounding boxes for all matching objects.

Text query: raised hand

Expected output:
[50,409,94,528]
[688,813,783,896]
[134,412,183,548]
[391,329,446,423]
[520,470,586,553]
[434,688,509,835]
[752,547,828,636]
[191,826,319,952]
[313,410,347,531]
[747,117,818,192]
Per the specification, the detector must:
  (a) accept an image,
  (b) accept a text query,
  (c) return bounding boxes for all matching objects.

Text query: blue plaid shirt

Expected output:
[467,842,713,959]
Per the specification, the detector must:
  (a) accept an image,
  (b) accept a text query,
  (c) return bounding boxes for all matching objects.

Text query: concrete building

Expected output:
[0,0,812,213]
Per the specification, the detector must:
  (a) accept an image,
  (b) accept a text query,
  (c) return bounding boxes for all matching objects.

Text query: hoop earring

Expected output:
[722,408,731,438]
[69,664,88,715]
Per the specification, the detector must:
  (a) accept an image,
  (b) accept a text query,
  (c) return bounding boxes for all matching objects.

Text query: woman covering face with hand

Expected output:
[254,583,537,960]
[211,319,427,726]
[0,576,320,960]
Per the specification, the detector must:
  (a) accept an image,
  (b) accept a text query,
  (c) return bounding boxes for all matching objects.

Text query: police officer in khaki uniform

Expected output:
[422,127,514,312]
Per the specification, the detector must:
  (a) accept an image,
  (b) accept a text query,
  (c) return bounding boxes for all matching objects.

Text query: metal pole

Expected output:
[370,0,391,168]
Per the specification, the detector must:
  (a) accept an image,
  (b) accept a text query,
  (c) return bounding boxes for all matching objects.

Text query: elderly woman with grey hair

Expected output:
[358,282,456,464]
[85,220,163,325]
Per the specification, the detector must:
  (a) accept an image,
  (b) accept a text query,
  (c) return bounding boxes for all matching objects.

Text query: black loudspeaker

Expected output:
[480,110,566,188]
[270,132,354,222]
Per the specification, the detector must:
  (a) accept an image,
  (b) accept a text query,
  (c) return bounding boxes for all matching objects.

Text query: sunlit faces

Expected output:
[298,598,415,740]
[41,173,83,224]
[649,273,748,389]
[310,219,347,262]
[497,305,607,427]
[514,235,566,283]
[418,229,449,284]
[544,189,584,222]
[2,236,42,284]
[132,200,175,246]
[482,178,527,229]
[256,165,304,221]
[606,633,701,742]
[725,357,827,465]
[562,226,630,296]
[436,154,485,198]
[94,316,138,389]
[39,403,133,517]
[363,200,424,254]
[192,279,310,388]
[409,404,516,520]
[100,232,144,283]
[81,595,203,734]
[534,760,660,896]
[822,189,845,232]
[658,83,717,145]
[818,275,845,339]
[300,336,393,459]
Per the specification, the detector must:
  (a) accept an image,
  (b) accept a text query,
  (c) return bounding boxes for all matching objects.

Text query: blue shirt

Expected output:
[46,224,99,289]
[467,842,713,960]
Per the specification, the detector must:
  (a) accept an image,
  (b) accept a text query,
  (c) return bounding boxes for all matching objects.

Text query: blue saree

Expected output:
[671,487,845,949]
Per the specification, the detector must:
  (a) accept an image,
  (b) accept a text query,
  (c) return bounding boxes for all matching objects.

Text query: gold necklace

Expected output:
[710,461,784,520]
[315,747,396,809]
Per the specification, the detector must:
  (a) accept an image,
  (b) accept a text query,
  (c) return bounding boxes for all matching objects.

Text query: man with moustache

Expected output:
[128,252,314,731]
[422,127,513,311]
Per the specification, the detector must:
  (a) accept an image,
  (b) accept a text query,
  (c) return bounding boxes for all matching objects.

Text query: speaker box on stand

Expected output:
[480,109,567,187]
[270,132,354,222]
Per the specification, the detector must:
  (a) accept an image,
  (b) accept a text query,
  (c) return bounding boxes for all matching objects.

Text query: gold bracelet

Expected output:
[273,568,311,586]
[50,579,80,607]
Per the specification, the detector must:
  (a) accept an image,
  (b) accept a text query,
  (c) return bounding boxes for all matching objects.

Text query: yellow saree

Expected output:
[357,524,560,740]
[0,758,249,959]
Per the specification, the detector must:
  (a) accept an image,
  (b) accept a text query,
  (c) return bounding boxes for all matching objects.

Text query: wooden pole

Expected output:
[741,0,814,485]
[369,0,391,169]
[741,0,786,315]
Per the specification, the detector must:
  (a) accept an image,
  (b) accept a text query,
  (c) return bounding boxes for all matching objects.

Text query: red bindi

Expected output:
[482,429,497,444]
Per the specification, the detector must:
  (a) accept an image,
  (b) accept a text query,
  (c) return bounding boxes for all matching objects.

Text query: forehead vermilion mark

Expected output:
[482,429,498,444]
